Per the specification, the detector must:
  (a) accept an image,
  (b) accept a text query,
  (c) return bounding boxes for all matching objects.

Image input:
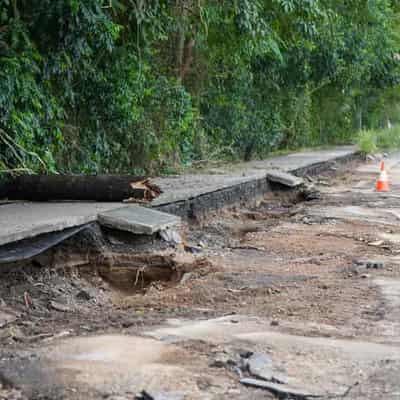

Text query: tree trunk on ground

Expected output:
[0,175,160,202]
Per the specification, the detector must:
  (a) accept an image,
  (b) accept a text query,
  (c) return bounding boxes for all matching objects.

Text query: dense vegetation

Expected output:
[1,0,400,175]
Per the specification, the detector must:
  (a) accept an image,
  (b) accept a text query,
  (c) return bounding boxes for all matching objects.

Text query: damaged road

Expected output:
[1,154,400,399]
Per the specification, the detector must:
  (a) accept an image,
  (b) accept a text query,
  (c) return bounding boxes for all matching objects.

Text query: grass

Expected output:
[357,125,400,154]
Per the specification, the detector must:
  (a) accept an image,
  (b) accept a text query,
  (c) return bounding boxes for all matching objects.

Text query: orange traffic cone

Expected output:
[376,161,390,192]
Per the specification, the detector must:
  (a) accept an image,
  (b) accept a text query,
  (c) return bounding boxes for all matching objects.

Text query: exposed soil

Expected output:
[1,157,400,399]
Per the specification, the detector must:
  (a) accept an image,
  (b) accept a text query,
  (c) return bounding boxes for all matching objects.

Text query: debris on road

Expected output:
[179,272,194,285]
[159,228,183,245]
[23,292,33,309]
[0,175,162,202]
[135,391,185,400]
[299,183,321,201]
[49,300,71,313]
[266,171,304,188]
[240,378,320,399]
[129,179,163,202]
[98,205,180,235]
[243,352,288,384]
[352,259,385,272]
[368,240,385,247]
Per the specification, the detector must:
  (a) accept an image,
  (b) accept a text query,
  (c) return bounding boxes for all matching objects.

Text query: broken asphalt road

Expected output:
[1,152,400,399]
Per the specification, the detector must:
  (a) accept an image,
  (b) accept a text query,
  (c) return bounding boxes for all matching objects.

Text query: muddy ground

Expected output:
[1,157,400,399]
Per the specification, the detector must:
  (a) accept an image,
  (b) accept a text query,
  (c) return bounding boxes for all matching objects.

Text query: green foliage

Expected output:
[1,0,400,174]
[376,125,400,150]
[357,129,378,154]
[357,125,400,154]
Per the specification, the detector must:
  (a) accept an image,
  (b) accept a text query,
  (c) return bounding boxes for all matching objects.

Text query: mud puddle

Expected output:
[2,335,204,399]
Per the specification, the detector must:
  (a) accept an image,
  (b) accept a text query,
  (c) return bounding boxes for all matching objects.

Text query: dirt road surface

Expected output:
[1,154,400,399]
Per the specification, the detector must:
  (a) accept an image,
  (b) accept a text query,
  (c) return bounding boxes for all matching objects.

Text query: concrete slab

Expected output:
[153,146,357,206]
[0,202,120,246]
[266,171,304,187]
[98,205,180,235]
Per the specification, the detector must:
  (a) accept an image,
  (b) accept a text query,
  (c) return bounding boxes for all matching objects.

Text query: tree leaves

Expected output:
[0,0,399,174]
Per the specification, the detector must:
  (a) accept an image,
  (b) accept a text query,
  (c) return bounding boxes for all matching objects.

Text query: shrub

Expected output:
[357,130,378,154]
[357,125,400,154]
[376,125,400,150]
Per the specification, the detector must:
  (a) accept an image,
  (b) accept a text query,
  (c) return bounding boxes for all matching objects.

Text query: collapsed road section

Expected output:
[0,146,358,265]
[3,146,388,400]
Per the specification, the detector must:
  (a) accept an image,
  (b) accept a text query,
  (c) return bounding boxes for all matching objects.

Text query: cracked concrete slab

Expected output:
[145,316,400,396]
[0,202,120,246]
[153,146,357,206]
[98,205,181,235]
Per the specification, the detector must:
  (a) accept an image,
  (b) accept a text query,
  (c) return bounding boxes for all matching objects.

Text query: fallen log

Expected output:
[0,174,162,202]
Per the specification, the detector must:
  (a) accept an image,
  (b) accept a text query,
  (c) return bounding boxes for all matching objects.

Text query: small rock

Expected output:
[76,290,92,301]
[368,240,384,247]
[210,359,226,369]
[121,320,135,328]
[361,274,371,279]
[183,244,202,254]
[49,301,71,313]
[270,320,279,326]
[366,154,375,161]
[80,325,93,331]
[159,229,182,245]
[210,353,235,368]
[180,272,194,285]
[319,284,329,290]
[238,349,254,359]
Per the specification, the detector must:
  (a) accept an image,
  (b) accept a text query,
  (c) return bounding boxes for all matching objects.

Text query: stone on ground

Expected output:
[245,353,288,384]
